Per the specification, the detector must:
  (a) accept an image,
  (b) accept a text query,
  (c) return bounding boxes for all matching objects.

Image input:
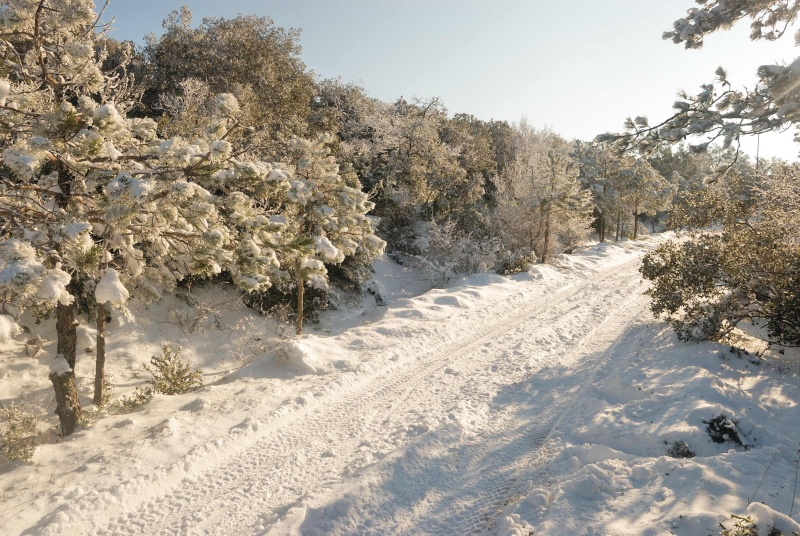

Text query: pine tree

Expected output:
[273,135,385,335]
[601,1,800,159]
[0,0,342,432]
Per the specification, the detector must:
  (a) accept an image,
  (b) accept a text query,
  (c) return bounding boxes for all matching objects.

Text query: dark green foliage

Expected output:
[641,164,800,346]
[642,232,800,345]
[496,250,538,275]
[641,236,740,342]
[117,386,153,411]
[144,9,316,155]
[719,515,759,536]
[244,281,331,326]
[704,415,748,448]
[719,514,791,536]
[326,254,375,291]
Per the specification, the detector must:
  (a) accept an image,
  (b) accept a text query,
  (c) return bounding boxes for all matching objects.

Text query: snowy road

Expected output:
[30,242,658,536]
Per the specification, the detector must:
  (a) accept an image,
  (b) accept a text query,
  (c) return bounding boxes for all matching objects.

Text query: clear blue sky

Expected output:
[100,0,799,160]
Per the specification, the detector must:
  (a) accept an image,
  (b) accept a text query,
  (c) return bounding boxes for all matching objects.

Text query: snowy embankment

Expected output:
[1,234,799,535]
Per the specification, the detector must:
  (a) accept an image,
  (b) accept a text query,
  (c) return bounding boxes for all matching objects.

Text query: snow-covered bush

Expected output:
[0,403,38,463]
[117,386,154,412]
[705,415,749,449]
[665,440,695,458]
[495,250,538,275]
[144,345,203,395]
[409,220,499,285]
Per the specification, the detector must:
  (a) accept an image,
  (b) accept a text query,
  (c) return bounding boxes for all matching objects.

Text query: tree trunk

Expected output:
[93,301,106,407]
[615,211,621,242]
[49,369,81,436]
[56,301,77,368]
[52,301,82,436]
[633,200,639,240]
[599,215,606,243]
[51,157,82,435]
[529,228,535,252]
[295,264,305,336]
[541,210,551,264]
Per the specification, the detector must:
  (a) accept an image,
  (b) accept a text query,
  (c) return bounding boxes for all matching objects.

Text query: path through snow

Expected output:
[22,240,656,536]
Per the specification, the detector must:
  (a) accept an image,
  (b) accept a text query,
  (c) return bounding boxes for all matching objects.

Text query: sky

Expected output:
[99,0,800,161]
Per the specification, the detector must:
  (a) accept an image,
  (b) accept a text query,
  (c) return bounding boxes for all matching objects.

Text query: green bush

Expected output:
[642,166,800,347]
[666,439,695,458]
[117,385,153,411]
[143,344,203,395]
[496,250,538,275]
[0,403,37,462]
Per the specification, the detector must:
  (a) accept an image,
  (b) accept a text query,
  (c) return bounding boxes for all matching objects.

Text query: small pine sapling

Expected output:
[117,386,154,412]
[0,403,38,462]
[666,439,695,458]
[144,345,204,395]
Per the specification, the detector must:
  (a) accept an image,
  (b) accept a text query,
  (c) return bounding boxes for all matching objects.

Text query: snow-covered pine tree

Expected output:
[275,135,385,335]
[617,158,675,239]
[600,0,800,159]
[573,142,629,242]
[0,0,120,433]
[575,142,675,241]
[0,0,322,432]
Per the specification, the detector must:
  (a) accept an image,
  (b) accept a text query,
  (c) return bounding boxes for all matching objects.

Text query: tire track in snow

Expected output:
[448,291,647,535]
[286,263,649,535]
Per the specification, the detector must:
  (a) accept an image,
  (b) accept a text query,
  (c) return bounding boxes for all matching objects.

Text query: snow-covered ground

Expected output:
[2,235,800,535]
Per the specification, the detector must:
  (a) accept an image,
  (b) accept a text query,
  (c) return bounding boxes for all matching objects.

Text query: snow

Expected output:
[37,269,73,306]
[0,78,10,105]
[1,235,799,535]
[314,235,344,262]
[0,314,20,342]
[214,93,240,116]
[49,356,72,376]
[95,268,129,306]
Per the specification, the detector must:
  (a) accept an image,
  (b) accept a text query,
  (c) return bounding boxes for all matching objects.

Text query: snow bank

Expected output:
[0,313,21,342]
[278,340,320,374]
[95,268,129,306]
